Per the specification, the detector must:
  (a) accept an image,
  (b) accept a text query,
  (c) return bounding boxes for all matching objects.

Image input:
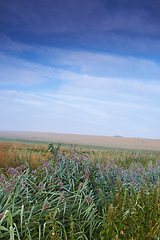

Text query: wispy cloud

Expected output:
[1,48,160,114]
[0,53,64,86]
[0,38,160,138]
[1,42,160,83]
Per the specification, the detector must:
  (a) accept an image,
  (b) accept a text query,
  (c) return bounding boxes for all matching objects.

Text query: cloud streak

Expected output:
[0,43,160,139]
[0,86,159,138]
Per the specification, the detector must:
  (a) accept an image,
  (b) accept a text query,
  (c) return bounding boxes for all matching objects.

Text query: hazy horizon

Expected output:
[0,129,159,140]
[0,0,160,139]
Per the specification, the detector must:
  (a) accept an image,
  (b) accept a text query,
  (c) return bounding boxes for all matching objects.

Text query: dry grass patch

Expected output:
[0,141,48,169]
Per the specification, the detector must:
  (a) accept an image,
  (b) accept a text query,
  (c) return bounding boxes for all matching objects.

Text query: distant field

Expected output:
[0,130,160,152]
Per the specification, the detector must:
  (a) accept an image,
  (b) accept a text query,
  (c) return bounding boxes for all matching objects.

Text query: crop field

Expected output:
[1,130,160,152]
[0,140,160,239]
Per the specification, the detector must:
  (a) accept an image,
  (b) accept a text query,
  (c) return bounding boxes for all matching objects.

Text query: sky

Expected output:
[0,0,160,139]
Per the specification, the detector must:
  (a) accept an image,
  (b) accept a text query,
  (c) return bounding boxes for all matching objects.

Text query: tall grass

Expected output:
[0,143,160,239]
[0,141,48,170]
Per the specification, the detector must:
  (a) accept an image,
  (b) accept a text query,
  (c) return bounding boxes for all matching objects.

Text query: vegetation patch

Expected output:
[0,143,160,239]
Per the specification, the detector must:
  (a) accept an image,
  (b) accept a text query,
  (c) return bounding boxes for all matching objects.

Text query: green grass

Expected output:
[0,143,160,239]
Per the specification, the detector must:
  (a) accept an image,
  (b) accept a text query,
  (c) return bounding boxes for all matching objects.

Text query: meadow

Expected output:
[0,141,160,239]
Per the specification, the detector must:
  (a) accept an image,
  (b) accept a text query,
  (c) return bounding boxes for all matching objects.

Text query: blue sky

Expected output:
[0,0,160,139]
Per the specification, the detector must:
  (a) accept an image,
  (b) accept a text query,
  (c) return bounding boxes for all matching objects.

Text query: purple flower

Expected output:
[54,166,58,173]
[59,194,63,201]
[16,167,21,172]
[38,182,45,191]
[6,185,12,194]
[65,159,68,168]
[85,197,93,204]
[78,182,83,190]
[7,167,18,176]
[20,165,26,170]
[43,202,49,212]
[53,178,63,189]
[0,174,5,183]
[94,188,101,192]
[41,171,46,177]
[83,166,90,181]
[41,159,46,164]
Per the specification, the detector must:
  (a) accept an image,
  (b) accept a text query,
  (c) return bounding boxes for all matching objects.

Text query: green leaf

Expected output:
[20,204,24,234]
[13,223,21,240]
[28,206,34,224]
[9,226,14,240]
[7,211,12,227]
[0,225,9,231]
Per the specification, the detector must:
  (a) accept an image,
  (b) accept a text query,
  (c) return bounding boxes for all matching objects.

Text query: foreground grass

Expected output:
[0,143,160,239]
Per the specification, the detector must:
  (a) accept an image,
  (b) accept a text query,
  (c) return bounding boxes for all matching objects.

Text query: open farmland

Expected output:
[0,130,160,152]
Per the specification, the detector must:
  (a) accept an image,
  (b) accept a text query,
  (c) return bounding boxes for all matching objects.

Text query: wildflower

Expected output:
[41,171,46,177]
[120,230,124,235]
[83,166,90,181]
[43,202,49,212]
[20,165,26,170]
[85,197,93,204]
[7,167,18,176]
[59,194,63,201]
[58,181,63,190]
[65,159,68,168]
[6,185,12,194]
[41,159,46,164]
[94,188,101,192]
[54,166,58,173]
[38,182,45,191]
[78,182,83,190]
[0,174,5,183]
[53,178,63,190]
[16,167,22,172]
